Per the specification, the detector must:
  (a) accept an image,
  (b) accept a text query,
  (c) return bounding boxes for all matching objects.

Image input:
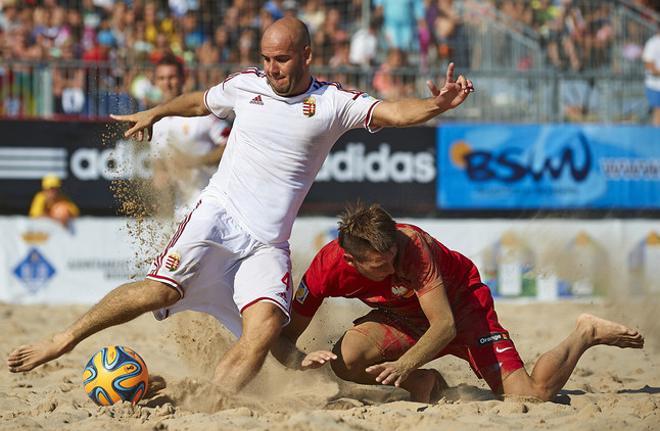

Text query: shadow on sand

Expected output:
[617,385,660,395]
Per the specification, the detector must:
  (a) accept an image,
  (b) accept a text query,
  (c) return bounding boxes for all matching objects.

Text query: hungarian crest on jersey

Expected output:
[164,251,181,271]
[302,97,316,117]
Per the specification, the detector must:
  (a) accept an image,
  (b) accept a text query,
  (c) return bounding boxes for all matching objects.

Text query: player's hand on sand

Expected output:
[111,110,158,142]
[427,62,474,113]
[366,360,414,388]
[301,350,337,370]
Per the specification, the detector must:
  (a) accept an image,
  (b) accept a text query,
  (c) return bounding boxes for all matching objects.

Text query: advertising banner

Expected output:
[437,124,660,209]
[302,127,437,214]
[0,120,145,215]
[0,121,436,216]
[0,217,150,304]
[0,216,657,304]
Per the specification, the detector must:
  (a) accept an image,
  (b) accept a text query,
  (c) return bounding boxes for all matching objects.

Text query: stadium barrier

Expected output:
[0,60,650,124]
[1,216,657,304]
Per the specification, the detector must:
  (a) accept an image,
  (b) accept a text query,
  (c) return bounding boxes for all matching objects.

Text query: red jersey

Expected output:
[293,224,483,320]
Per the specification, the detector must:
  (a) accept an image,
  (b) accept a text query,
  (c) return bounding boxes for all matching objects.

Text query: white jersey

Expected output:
[643,34,660,91]
[203,68,381,244]
[151,114,231,212]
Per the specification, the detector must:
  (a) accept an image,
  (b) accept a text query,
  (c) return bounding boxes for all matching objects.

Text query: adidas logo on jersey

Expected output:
[250,95,264,105]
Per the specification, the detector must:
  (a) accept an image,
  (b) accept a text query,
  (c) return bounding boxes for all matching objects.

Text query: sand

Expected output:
[1,298,659,431]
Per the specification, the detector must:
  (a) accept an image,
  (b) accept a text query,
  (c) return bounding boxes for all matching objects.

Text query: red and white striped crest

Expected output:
[164,251,181,271]
[302,97,316,117]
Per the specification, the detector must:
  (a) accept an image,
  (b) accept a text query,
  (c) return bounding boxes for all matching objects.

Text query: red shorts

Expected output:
[349,283,524,392]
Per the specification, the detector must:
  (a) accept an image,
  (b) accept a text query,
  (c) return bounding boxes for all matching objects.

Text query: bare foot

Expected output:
[405,369,449,403]
[577,314,644,349]
[7,333,74,373]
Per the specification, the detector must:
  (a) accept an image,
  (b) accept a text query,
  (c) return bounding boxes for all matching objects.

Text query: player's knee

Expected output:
[241,331,280,362]
[252,319,281,351]
[331,333,371,380]
[241,304,284,354]
[329,349,357,381]
[515,375,555,401]
[529,381,555,401]
[502,371,555,401]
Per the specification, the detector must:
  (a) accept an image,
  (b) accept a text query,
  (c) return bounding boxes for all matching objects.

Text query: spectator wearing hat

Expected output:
[29,174,79,226]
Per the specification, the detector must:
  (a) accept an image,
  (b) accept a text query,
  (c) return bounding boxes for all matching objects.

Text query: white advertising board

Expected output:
[0,217,149,304]
[1,216,657,304]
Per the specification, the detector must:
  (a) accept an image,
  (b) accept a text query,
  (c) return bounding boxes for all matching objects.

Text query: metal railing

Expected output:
[614,3,659,75]
[0,60,649,124]
[459,9,545,71]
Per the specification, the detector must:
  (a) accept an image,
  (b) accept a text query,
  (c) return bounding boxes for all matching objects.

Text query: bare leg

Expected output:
[7,279,180,373]
[331,330,447,403]
[502,313,644,401]
[212,301,285,393]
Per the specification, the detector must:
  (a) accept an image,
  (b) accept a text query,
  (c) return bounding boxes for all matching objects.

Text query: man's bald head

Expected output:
[260,17,313,97]
[261,17,311,51]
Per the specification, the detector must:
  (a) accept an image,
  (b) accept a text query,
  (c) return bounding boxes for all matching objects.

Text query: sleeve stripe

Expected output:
[352,91,365,100]
[364,100,382,131]
[204,88,230,120]
[221,71,241,88]
[203,89,212,114]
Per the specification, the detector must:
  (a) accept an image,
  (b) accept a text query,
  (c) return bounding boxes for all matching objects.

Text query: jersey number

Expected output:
[281,272,291,291]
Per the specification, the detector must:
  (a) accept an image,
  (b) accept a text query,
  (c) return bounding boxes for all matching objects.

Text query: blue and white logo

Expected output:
[13,248,56,293]
[438,124,660,209]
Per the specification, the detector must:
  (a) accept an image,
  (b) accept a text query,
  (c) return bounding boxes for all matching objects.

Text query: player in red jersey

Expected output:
[271,204,645,403]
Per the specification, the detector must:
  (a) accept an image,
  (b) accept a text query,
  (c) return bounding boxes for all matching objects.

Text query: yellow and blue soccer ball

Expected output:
[82,346,149,406]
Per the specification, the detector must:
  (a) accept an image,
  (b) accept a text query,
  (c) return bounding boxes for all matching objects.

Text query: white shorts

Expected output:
[146,198,293,337]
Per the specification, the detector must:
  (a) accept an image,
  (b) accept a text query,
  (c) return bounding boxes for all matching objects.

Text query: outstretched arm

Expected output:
[370,63,474,129]
[366,283,456,387]
[111,91,209,141]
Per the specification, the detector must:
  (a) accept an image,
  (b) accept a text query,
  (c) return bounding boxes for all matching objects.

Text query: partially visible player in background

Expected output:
[642,25,660,126]
[29,174,80,227]
[150,54,232,219]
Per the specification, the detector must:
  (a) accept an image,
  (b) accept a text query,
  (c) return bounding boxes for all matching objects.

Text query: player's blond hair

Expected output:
[337,203,397,261]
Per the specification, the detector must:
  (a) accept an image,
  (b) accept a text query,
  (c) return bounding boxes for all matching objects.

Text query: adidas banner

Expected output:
[0,121,436,216]
[0,120,142,215]
[303,127,437,214]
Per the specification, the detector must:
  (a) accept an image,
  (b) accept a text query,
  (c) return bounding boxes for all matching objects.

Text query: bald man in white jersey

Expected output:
[8,17,474,394]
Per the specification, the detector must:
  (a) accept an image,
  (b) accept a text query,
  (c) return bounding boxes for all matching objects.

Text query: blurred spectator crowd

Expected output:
[496,0,658,72]
[0,0,659,120]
